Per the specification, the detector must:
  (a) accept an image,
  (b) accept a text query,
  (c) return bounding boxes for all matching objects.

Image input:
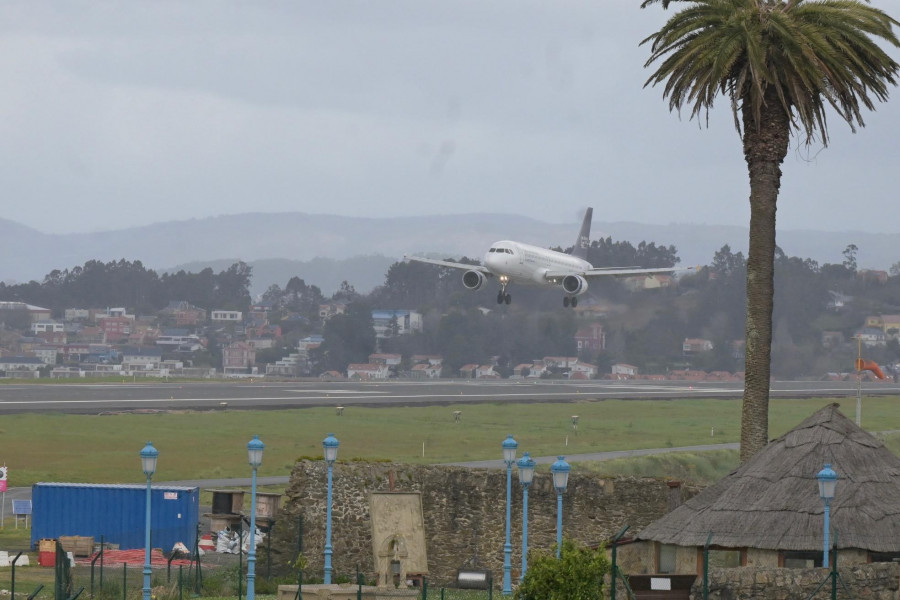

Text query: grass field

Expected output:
[1,395,897,487]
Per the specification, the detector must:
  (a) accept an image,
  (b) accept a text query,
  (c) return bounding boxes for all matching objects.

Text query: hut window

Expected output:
[782,551,821,569]
[870,552,900,563]
[708,549,742,568]
[658,544,677,573]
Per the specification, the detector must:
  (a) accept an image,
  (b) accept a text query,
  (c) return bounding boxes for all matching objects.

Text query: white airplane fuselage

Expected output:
[483,241,592,287]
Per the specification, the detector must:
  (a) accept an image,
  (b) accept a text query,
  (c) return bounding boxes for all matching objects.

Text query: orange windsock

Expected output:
[855,358,885,379]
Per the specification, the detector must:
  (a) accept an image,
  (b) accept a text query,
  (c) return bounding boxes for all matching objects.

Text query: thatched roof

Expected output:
[637,403,900,552]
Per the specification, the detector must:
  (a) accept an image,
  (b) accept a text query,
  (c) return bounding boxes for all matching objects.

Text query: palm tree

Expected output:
[641,0,899,462]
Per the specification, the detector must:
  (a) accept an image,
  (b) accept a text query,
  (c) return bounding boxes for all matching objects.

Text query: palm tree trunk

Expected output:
[739,89,790,463]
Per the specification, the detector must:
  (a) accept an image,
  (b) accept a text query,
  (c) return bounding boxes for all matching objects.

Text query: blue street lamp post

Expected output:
[516,452,535,582]
[551,456,570,559]
[817,464,838,567]
[501,435,518,595]
[323,434,339,585]
[246,436,265,600]
[140,442,159,600]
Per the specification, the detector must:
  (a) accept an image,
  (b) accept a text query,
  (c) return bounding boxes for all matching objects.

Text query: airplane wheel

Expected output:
[505,293,512,305]
[571,297,578,308]
[497,293,504,305]
[563,297,570,307]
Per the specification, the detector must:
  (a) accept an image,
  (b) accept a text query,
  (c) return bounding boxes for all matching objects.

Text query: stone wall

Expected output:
[265,460,699,586]
[692,563,900,600]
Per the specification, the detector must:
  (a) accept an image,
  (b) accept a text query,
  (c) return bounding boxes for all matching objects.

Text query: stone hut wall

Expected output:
[266,460,699,586]
[692,563,900,600]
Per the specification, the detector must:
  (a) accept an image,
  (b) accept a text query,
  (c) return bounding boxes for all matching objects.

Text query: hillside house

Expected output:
[611,363,638,377]
[410,363,441,379]
[266,353,306,377]
[211,310,242,322]
[121,347,163,371]
[31,321,64,334]
[347,363,389,380]
[682,338,714,353]
[411,355,443,366]
[159,301,207,326]
[527,360,547,378]
[372,310,423,338]
[0,301,51,323]
[569,362,597,380]
[856,327,886,347]
[459,364,478,379]
[318,303,347,320]
[513,363,533,378]
[543,356,577,370]
[98,316,132,343]
[0,356,43,378]
[369,353,402,366]
[574,322,606,352]
[222,342,256,375]
[475,365,498,379]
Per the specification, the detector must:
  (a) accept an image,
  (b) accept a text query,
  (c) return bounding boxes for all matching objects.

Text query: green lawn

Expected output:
[1,395,895,487]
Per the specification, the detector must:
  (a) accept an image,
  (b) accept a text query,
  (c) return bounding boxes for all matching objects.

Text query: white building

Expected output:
[612,363,639,377]
[372,310,423,338]
[211,310,243,322]
[31,321,64,334]
[347,363,390,380]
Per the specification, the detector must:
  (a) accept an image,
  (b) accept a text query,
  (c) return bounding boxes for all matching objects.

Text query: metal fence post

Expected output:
[610,525,629,600]
[11,551,23,600]
[122,562,127,600]
[238,522,244,600]
[703,532,713,600]
[179,565,183,600]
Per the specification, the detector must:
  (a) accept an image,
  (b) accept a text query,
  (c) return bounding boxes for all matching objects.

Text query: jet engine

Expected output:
[462,270,487,291]
[562,274,589,296]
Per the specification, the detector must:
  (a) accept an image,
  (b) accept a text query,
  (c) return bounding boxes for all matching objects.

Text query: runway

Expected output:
[0,378,896,414]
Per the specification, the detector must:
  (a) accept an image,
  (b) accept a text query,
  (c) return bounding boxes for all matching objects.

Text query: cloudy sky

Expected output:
[2,1,899,235]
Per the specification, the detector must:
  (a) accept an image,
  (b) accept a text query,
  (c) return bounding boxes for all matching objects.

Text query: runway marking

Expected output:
[0,389,752,407]
[285,389,389,394]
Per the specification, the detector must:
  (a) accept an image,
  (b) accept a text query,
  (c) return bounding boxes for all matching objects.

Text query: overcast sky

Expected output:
[3,1,899,235]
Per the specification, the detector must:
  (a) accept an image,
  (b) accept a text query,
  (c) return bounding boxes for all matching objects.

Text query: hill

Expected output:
[2,213,896,294]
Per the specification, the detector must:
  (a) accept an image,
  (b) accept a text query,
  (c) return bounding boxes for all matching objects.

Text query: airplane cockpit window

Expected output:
[489,248,497,252]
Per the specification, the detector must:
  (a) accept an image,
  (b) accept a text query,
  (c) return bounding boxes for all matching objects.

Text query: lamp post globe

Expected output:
[322,434,339,584]
[501,435,518,595]
[140,442,159,600]
[817,463,838,567]
[516,452,535,582]
[246,436,265,600]
[550,456,570,558]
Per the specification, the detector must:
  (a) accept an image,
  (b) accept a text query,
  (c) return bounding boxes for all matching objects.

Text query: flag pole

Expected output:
[856,336,862,427]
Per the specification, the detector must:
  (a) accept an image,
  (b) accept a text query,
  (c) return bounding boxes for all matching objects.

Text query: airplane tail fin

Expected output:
[571,207,593,260]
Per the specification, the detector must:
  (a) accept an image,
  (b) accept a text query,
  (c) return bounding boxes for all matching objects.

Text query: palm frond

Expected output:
[642,0,900,145]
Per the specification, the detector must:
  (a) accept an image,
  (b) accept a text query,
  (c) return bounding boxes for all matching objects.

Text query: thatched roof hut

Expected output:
[637,403,900,553]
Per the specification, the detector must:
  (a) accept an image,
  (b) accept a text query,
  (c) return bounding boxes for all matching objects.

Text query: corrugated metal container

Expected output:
[31,483,200,552]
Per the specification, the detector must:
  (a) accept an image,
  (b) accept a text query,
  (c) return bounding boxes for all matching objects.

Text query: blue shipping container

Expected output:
[31,483,200,552]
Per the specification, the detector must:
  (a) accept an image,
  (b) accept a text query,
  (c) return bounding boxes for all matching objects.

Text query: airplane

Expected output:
[405,207,689,308]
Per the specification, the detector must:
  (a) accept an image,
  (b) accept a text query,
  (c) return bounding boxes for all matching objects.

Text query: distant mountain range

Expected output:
[1,212,896,295]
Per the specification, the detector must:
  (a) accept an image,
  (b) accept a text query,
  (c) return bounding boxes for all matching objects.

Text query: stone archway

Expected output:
[377,534,409,588]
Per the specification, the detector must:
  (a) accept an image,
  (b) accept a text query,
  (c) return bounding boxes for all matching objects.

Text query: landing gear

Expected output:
[563,296,578,308]
[497,290,511,305]
[563,297,570,308]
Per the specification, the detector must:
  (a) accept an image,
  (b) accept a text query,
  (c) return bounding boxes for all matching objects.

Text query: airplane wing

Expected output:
[404,255,492,274]
[544,266,695,279]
